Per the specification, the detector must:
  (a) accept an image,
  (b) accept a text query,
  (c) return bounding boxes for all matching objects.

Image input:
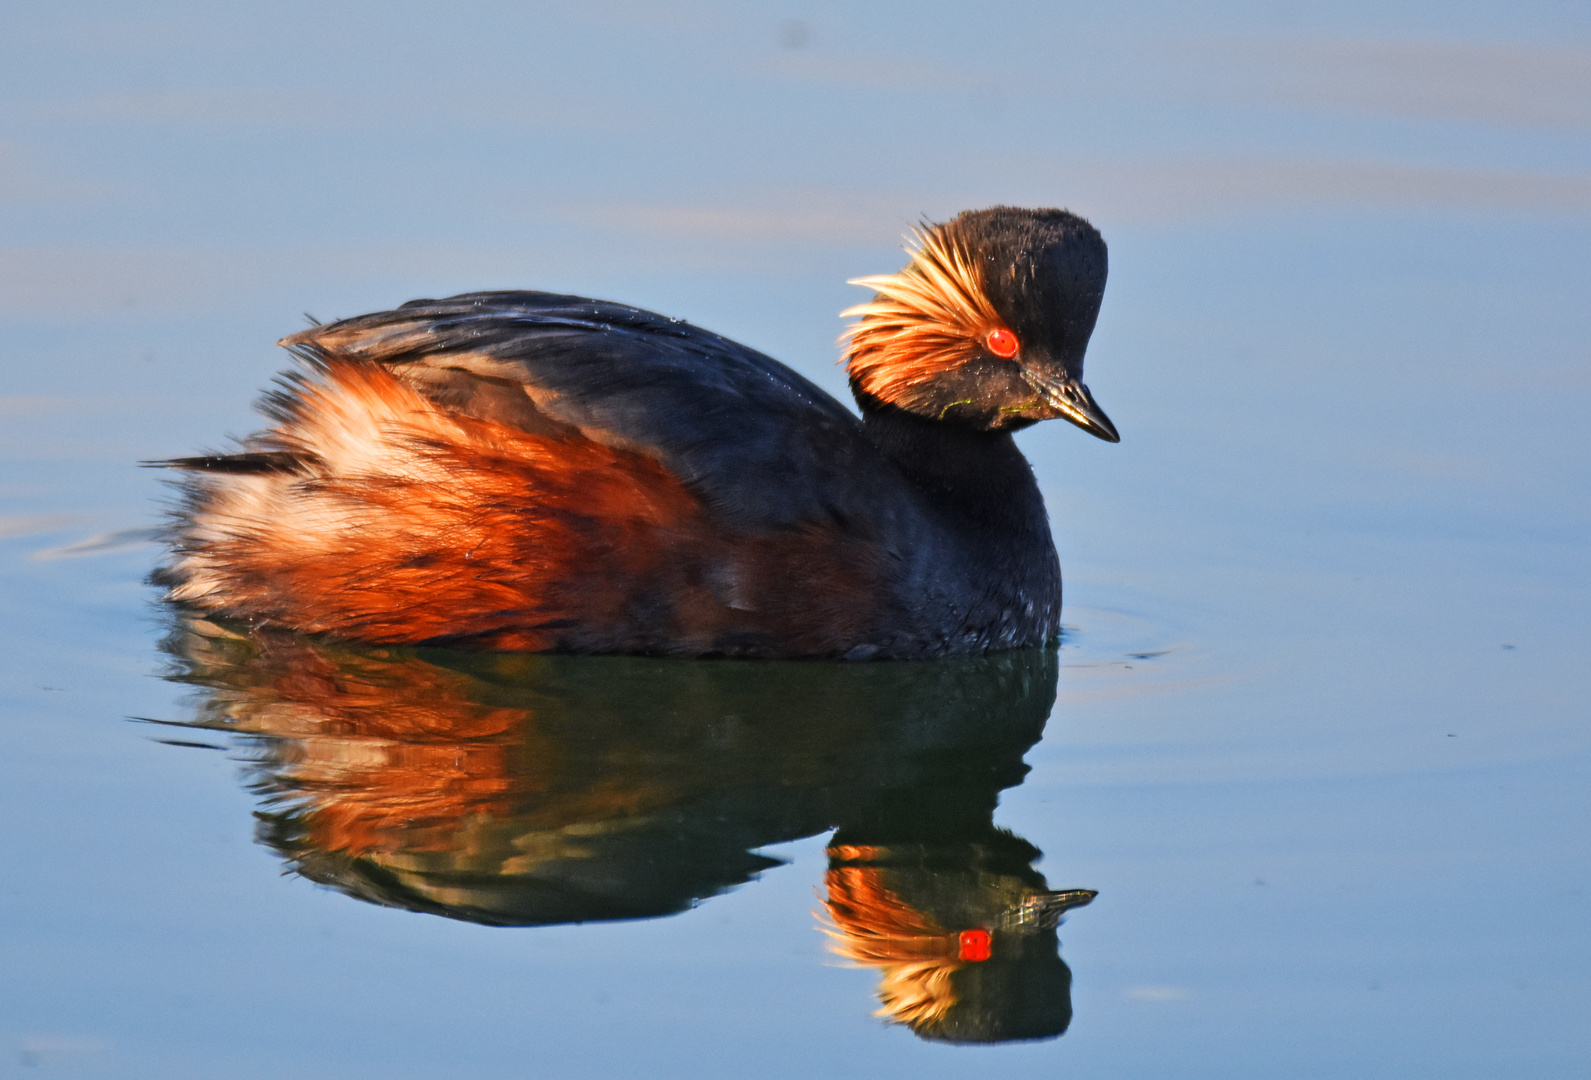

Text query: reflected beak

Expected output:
[999,888,1100,930]
[1040,889,1099,913]
[1023,370,1120,442]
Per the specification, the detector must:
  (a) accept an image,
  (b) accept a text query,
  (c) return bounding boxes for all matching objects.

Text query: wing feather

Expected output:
[282,292,895,533]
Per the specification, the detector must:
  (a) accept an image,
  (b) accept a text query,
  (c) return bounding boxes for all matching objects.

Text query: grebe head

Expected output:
[842,206,1118,441]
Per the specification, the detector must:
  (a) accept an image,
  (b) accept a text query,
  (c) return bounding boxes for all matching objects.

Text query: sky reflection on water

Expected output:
[1,1,1589,1077]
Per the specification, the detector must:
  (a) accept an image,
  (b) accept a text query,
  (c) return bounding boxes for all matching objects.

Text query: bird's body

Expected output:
[157,207,1117,658]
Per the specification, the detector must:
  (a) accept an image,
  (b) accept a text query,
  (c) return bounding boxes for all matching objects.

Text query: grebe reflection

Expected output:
[156,616,1095,1043]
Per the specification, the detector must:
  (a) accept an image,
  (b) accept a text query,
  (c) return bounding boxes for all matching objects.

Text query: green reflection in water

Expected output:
[158,616,1094,1044]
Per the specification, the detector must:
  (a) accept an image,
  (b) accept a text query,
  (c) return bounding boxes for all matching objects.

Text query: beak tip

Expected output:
[1044,375,1119,443]
[1079,412,1119,442]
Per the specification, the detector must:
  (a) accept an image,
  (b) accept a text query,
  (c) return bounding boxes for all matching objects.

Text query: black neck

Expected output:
[855,400,1061,653]
[859,402,1042,527]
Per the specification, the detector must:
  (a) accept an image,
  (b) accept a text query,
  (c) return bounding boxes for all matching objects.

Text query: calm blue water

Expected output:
[3,2,1589,1076]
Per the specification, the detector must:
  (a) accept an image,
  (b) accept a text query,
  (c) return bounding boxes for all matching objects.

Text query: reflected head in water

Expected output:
[824,841,1094,1043]
[157,615,1095,1043]
[815,699,1097,1044]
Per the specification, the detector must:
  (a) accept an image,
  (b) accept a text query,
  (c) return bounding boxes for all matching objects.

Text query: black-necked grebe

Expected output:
[155,206,1118,658]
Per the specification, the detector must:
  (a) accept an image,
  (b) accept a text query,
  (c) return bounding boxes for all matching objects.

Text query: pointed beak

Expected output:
[1043,888,1099,912]
[998,888,1100,930]
[1023,370,1120,442]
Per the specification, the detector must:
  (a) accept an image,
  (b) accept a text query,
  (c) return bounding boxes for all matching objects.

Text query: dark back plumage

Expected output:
[289,292,895,532]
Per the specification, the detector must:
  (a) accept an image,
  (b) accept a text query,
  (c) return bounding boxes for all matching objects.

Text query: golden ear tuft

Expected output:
[840,225,1009,409]
[820,863,964,1028]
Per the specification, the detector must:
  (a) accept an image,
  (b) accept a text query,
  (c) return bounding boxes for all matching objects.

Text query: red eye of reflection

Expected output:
[958,928,993,962]
[985,327,1019,358]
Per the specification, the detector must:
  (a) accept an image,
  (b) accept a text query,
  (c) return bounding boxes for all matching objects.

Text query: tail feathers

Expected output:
[146,451,320,475]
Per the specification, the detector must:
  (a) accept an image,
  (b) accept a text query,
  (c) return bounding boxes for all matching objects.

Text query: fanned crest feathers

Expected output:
[841,225,1011,414]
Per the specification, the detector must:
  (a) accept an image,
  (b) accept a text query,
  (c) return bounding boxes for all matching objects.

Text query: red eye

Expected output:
[958,929,993,962]
[985,327,1019,358]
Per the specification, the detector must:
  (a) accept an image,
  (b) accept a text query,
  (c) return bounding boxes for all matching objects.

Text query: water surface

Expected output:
[2,2,1589,1076]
